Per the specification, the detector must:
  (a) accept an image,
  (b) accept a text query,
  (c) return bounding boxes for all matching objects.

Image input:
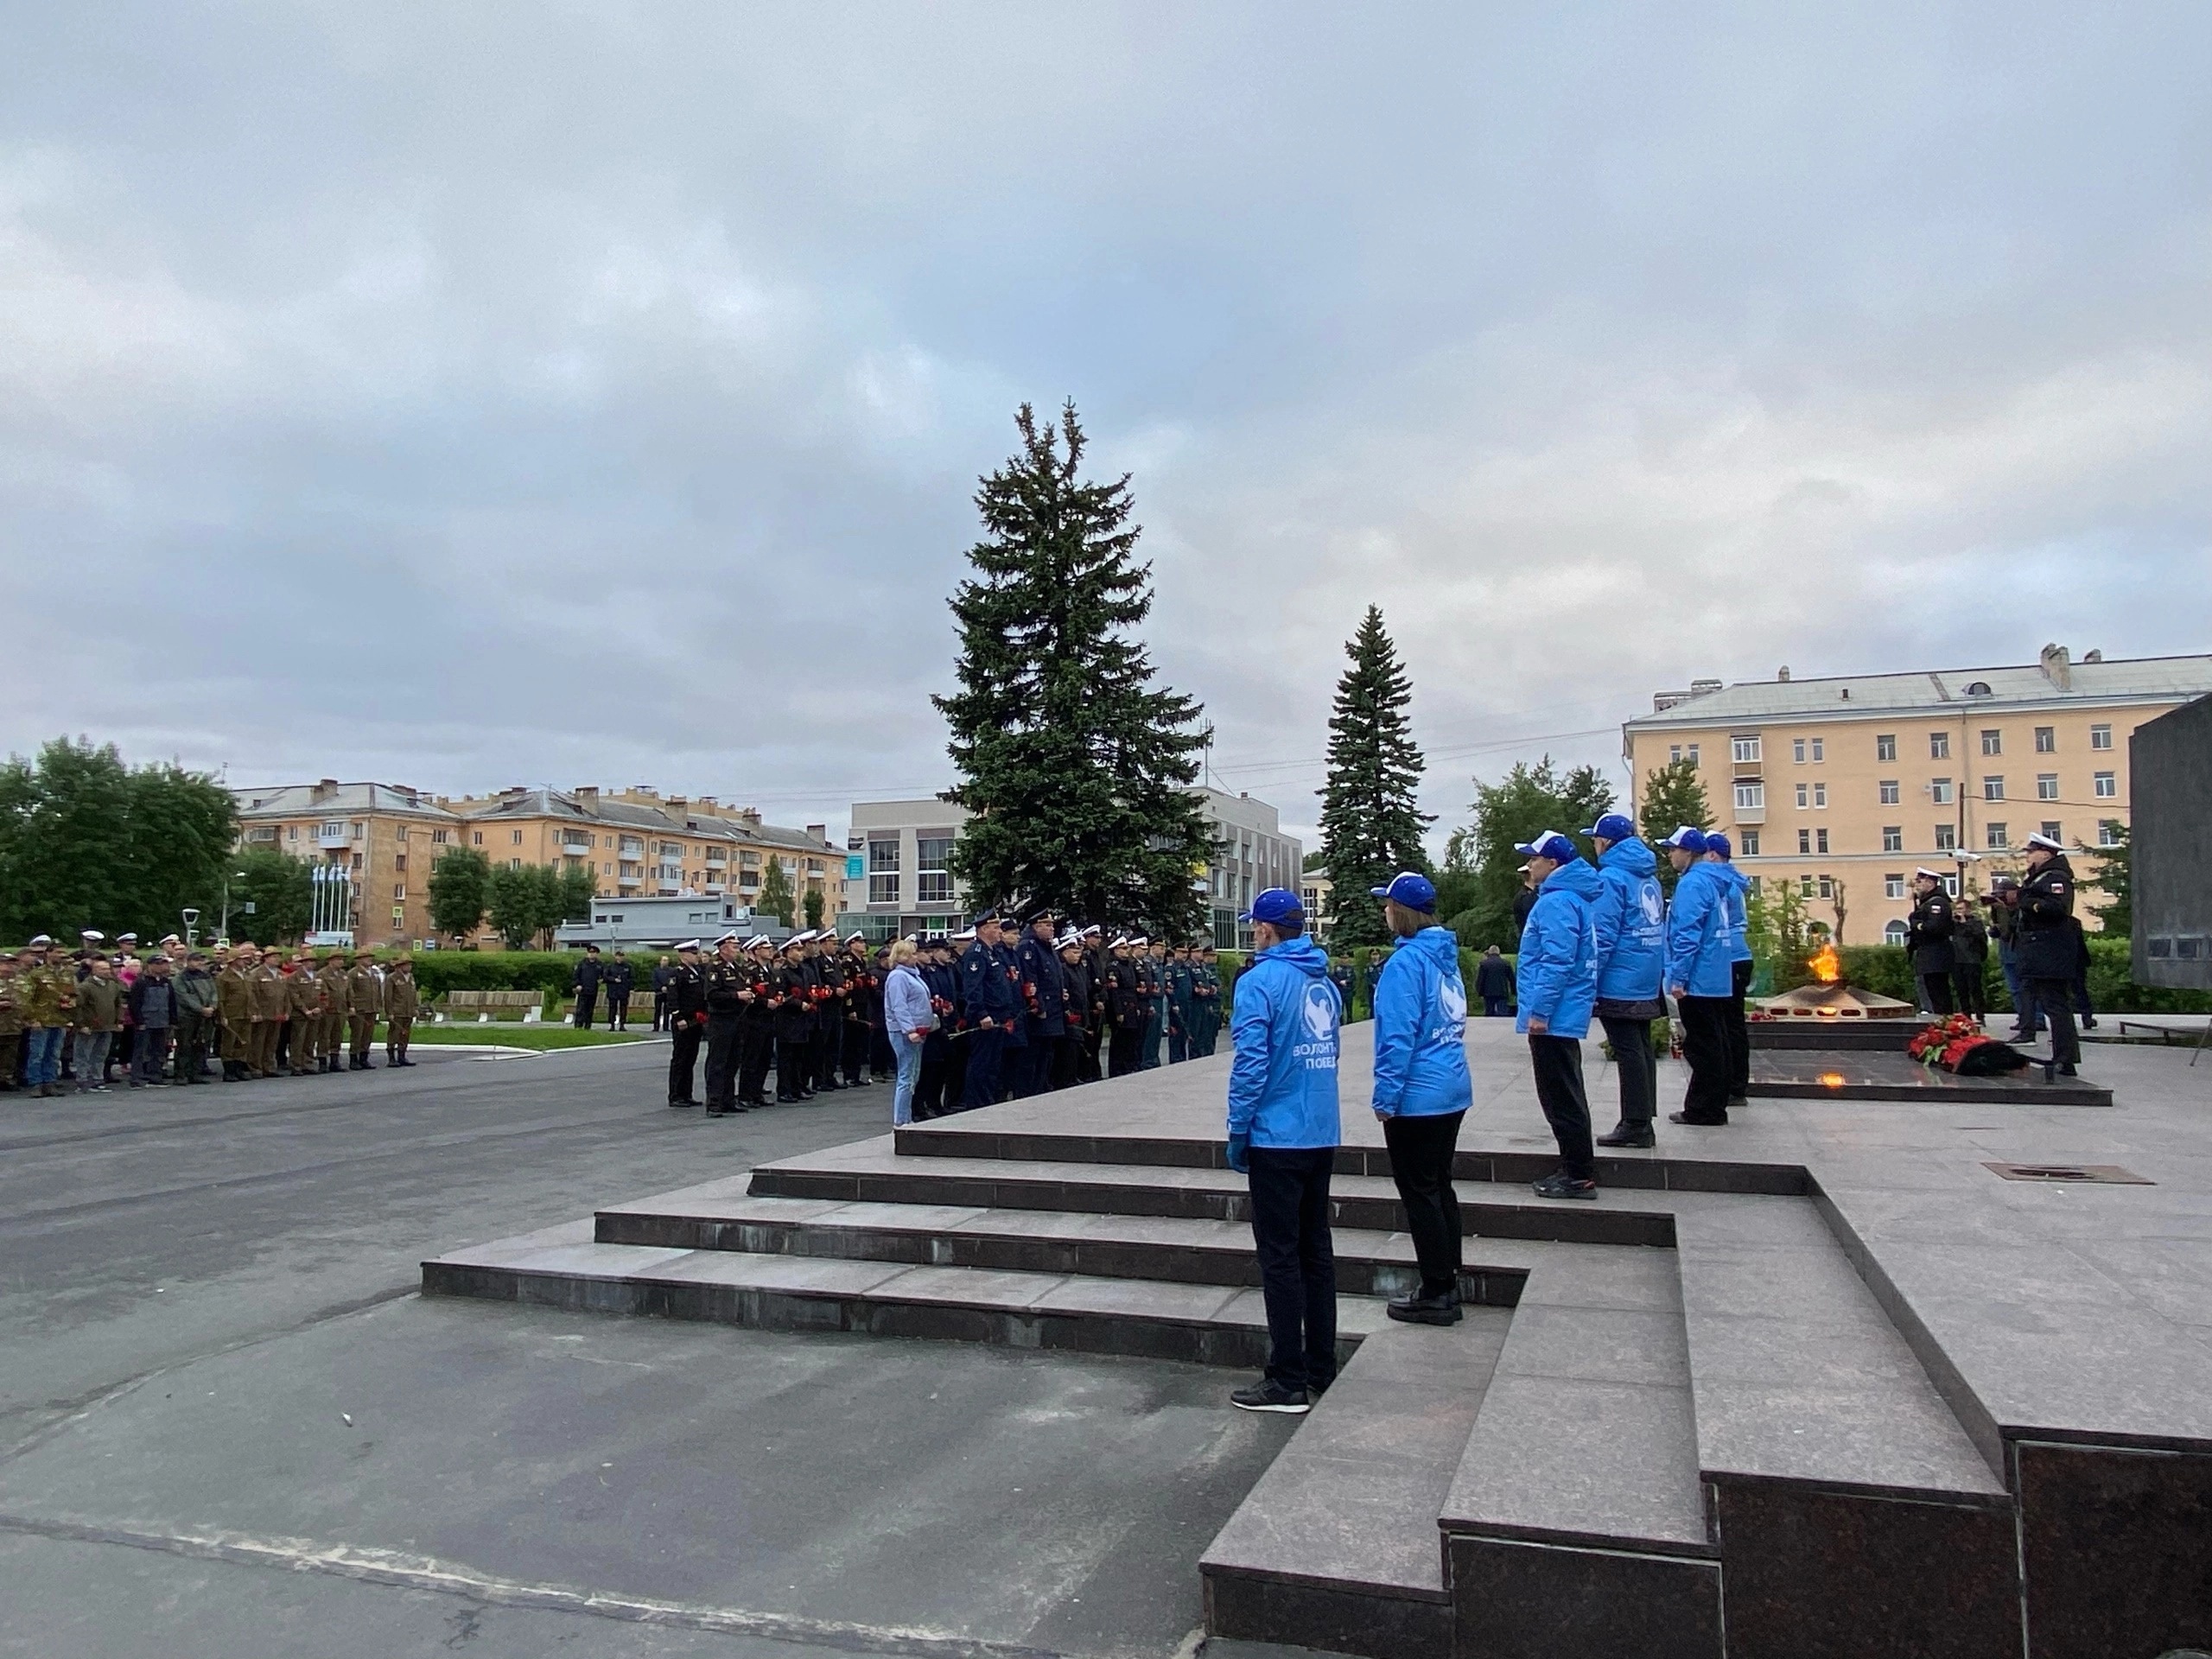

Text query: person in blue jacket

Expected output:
[957,912,1020,1111]
[1703,832,1755,1113]
[1367,871,1474,1325]
[1224,887,1342,1414]
[1662,827,1733,1126]
[1514,830,1603,1199]
[1585,814,1667,1150]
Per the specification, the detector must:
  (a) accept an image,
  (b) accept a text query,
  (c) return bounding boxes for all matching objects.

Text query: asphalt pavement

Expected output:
[0,1044,1295,1659]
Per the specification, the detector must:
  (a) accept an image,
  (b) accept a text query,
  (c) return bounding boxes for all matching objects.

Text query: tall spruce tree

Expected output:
[1318,607,1433,948]
[937,402,1211,936]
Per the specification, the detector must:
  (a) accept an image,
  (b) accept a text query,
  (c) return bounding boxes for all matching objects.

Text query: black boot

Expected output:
[1596,1122,1656,1148]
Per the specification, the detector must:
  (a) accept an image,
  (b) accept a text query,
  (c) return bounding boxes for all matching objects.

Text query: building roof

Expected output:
[1626,650,2212,731]
[446,787,833,855]
[232,782,461,821]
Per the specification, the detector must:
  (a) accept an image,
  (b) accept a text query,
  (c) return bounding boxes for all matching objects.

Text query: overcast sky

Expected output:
[5,3,2208,850]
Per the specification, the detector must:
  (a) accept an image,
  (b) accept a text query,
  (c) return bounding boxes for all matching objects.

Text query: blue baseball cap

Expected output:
[1240,887,1303,925]
[1513,830,1578,865]
[1583,813,1636,843]
[1370,871,1437,909]
[1705,831,1732,858]
[1660,825,1709,852]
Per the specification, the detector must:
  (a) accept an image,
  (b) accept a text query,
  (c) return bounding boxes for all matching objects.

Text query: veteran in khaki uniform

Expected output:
[246,949,289,1079]
[346,955,384,1069]
[383,959,419,1066]
[215,946,255,1080]
[319,953,348,1068]
[286,951,325,1076]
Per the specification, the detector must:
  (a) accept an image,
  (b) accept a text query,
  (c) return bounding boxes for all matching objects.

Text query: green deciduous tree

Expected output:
[1317,607,1432,948]
[487,863,564,950]
[227,847,315,945]
[0,737,238,943]
[803,886,825,931]
[937,402,1212,937]
[2079,823,2131,937]
[759,859,795,927]
[1452,757,1616,950]
[428,846,493,941]
[556,862,598,925]
[1639,756,1714,894]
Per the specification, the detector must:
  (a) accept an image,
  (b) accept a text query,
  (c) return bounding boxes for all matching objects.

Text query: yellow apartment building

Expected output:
[1623,645,2212,945]
[230,780,467,948]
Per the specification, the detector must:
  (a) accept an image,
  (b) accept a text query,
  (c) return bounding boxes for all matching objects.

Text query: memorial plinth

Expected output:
[425,1022,2211,1659]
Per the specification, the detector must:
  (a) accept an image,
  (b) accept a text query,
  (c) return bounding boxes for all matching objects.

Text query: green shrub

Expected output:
[407,950,581,998]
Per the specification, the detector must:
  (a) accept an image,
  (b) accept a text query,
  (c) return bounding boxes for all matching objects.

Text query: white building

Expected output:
[840,786,1301,949]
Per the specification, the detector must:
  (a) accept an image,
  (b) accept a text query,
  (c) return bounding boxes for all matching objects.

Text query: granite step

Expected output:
[594,1177,1537,1304]
[1438,1246,1723,1655]
[1201,1311,1514,1659]
[748,1136,1678,1247]
[422,1218,1393,1370]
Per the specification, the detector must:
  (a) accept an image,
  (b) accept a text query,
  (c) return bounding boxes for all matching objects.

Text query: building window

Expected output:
[509,858,523,870]
[397,828,409,843]
[1931,778,1954,805]
[2034,773,2058,801]
[288,825,299,840]
[1817,875,1834,899]
[2041,820,2063,842]
[1882,825,1903,853]
[1943,874,1961,897]
[2090,723,2113,751]
[1740,831,1759,856]
[1792,738,1807,764]
[1813,783,1827,808]
[1811,738,1824,762]
[1885,919,1909,945]
[1877,734,1897,762]
[1935,824,1957,851]
[1930,731,1951,760]
[1798,829,1811,855]
[1796,783,1809,809]
[1885,874,1906,899]
[249,826,278,842]
[1986,823,2008,849]
[2099,819,2123,847]
[1734,782,1763,811]
[2094,771,2117,798]
[1981,729,2003,756]
[1815,828,1830,854]
[1732,734,1762,764]
[2035,727,2056,753]
[1669,745,1681,764]
[473,831,484,846]
[393,884,406,900]
[917,835,955,906]
[1800,876,1816,897]
[432,829,448,843]
[394,855,407,872]
[868,837,900,906]
[1688,742,1700,766]
[1984,776,2005,801]
[1879,780,1900,804]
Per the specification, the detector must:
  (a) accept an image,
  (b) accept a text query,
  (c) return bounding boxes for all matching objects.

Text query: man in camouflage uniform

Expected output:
[346,953,384,1068]
[247,947,289,1079]
[0,953,22,1091]
[286,951,325,1076]
[383,958,419,1066]
[216,946,255,1080]
[21,937,78,1096]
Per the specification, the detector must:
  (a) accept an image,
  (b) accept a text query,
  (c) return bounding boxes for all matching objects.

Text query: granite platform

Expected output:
[425,1020,2212,1659]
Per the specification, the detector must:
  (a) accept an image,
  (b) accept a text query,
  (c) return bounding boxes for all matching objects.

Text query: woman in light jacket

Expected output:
[882,938,938,1128]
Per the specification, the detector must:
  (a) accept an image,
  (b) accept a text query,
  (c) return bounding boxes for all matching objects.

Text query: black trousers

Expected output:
[1052,1034,1083,1090]
[1918,971,1955,1016]
[842,1020,871,1084]
[573,989,597,1029]
[1726,958,1753,1100]
[915,1039,949,1118]
[2026,977,2081,1065]
[1953,962,1987,1019]
[813,1027,841,1090]
[944,1033,969,1113]
[1678,995,1732,1122]
[1382,1110,1465,1298]
[998,1037,1027,1102]
[777,1033,810,1100]
[607,992,630,1029]
[667,1019,702,1102]
[1529,1035,1596,1178]
[177,1012,214,1078]
[702,1015,740,1108]
[1081,1022,1103,1081]
[1246,1146,1338,1394]
[961,1027,1006,1109]
[1108,1027,1142,1077]
[738,1023,773,1103]
[1597,1015,1657,1128]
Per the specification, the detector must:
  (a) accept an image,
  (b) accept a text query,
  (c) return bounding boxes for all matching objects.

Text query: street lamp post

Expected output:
[182,907,200,948]
[219,872,246,942]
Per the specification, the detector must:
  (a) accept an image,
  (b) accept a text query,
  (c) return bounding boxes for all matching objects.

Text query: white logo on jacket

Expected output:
[1437,974,1467,1034]
[1302,982,1339,1046]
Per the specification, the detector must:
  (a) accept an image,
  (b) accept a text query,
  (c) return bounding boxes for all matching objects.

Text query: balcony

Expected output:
[1731,805,1767,827]
[316,826,353,849]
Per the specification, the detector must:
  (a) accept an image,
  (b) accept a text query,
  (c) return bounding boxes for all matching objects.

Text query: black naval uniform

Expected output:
[602,957,635,1031]
[773,960,814,1102]
[1107,955,1149,1077]
[1906,884,1958,1015]
[2016,852,2082,1070]
[666,957,708,1107]
[737,957,777,1107]
[702,954,748,1114]
[842,950,876,1086]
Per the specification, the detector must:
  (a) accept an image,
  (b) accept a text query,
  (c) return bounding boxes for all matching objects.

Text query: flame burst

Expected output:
[1808,943,1842,984]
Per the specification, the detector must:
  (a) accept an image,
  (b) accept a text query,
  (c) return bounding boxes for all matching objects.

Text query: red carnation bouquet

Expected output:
[1908,1013,2029,1077]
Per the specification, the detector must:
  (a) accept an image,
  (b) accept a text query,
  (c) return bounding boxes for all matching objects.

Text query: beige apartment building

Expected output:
[231,780,466,948]
[1624,646,2212,945]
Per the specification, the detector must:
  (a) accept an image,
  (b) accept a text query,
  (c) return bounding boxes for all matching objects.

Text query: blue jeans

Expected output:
[890,1029,923,1126]
[1999,946,2039,1033]
[24,1027,64,1086]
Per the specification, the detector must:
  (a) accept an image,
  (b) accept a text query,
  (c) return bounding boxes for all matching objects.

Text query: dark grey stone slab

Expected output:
[1752,1052,2113,1106]
[1205,1571,1450,1659]
[1447,1535,1720,1659]
[2015,1439,2212,1659]
[1749,1020,1916,1051]
[1713,1481,2021,1659]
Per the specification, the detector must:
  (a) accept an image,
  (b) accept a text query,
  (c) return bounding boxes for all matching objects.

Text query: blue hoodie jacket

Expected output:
[1515,859,1601,1040]
[1370,926,1473,1119]
[1591,837,1667,1005]
[1712,860,1754,963]
[1226,934,1343,1148]
[1666,861,1736,996]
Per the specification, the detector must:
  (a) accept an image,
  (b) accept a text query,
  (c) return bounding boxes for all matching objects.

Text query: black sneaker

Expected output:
[1386,1292,1462,1326]
[1595,1122,1655,1148]
[1230,1380,1310,1414]
[1532,1173,1599,1200]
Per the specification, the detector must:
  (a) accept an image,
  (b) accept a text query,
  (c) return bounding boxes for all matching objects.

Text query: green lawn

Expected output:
[377,1024,651,1050]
